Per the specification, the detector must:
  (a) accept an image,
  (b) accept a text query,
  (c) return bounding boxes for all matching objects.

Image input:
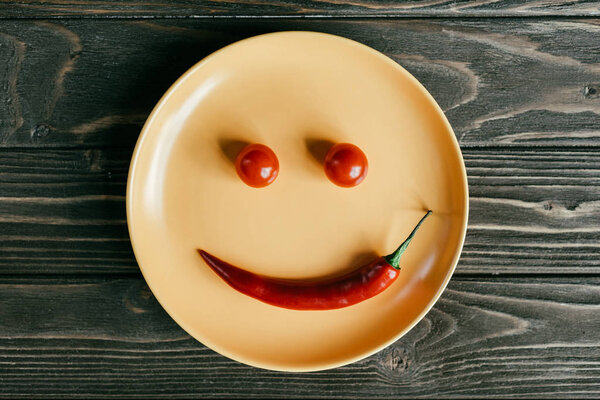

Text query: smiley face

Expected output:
[128,32,468,370]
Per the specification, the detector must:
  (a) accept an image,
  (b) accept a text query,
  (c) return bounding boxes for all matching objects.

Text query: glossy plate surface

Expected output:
[127,31,468,371]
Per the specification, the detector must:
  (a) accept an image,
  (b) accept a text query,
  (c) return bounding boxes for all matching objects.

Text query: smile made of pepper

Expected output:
[198,210,432,310]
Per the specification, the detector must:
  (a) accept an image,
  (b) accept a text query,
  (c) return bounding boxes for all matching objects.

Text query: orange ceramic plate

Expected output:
[127,32,468,371]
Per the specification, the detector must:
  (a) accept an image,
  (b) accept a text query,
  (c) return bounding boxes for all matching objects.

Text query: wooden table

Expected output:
[1,1,599,397]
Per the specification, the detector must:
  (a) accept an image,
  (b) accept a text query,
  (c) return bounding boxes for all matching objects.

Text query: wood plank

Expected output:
[0,19,600,147]
[464,149,600,274]
[0,148,598,275]
[0,276,599,397]
[0,149,134,273]
[1,0,599,18]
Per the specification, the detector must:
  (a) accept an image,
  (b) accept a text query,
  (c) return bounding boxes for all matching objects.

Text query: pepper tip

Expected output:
[384,210,432,269]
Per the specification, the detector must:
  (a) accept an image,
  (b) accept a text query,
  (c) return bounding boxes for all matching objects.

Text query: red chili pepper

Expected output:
[198,210,432,310]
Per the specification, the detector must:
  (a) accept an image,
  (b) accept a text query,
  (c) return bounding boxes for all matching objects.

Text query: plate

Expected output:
[127,31,468,371]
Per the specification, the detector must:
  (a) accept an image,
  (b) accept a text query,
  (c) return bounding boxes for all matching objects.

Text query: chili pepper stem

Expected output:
[384,210,432,269]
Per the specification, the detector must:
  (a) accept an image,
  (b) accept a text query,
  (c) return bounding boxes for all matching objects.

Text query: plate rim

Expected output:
[126,30,469,372]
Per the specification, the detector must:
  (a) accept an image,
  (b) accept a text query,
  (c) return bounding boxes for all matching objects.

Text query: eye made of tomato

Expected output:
[324,143,368,187]
[235,144,279,188]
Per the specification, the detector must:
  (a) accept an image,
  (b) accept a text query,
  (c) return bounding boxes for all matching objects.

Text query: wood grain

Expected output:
[0,149,133,273]
[0,19,599,147]
[0,148,598,275]
[0,276,599,398]
[1,0,599,18]
[464,149,600,274]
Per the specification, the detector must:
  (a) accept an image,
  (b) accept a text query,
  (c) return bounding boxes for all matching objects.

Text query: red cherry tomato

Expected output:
[324,143,368,187]
[235,144,279,188]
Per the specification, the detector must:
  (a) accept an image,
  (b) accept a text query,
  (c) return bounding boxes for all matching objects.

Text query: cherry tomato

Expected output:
[235,144,279,188]
[324,143,368,187]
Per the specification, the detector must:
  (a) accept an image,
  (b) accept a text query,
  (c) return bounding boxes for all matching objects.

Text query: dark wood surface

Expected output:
[2,19,600,148]
[1,277,600,398]
[2,0,599,18]
[1,1,600,398]
[1,148,598,275]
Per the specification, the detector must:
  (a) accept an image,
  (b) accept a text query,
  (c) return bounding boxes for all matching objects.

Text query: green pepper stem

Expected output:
[384,210,432,269]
